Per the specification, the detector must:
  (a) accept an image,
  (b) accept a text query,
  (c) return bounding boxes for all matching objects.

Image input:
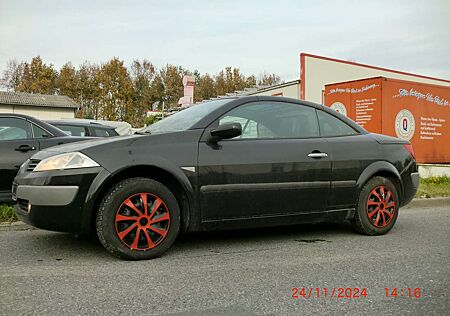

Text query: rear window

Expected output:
[93,127,117,137]
[54,124,87,137]
[317,110,358,137]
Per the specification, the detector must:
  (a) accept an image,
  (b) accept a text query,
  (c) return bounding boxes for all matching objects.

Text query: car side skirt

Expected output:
[199,208,354,231]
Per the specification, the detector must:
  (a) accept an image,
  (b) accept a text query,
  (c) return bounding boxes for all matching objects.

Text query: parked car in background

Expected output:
[46,119,119,137]
[13,96,419,260]
[0,113,92,202]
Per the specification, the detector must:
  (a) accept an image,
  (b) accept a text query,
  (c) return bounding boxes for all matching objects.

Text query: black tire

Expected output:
[351,176,399,235]
[96,177,180,260]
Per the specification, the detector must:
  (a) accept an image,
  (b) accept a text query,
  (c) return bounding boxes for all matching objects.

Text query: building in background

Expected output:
[300,53,450,104]
[0,91,78,119]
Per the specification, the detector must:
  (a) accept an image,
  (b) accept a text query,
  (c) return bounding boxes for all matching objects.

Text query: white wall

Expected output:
[0,105,75,119]
[419,164,450,178]
[302,54,450,104]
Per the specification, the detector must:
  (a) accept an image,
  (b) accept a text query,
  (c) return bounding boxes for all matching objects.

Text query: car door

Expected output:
[198,101,331,221]
[316,109,375,209]
[0,117,38,196]
[29,122,63,150]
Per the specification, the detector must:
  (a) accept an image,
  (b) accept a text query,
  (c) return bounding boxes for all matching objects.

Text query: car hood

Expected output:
[29,131,202,161]
[31,135,140,160]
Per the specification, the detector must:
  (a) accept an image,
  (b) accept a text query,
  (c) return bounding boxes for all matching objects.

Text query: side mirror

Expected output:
[210,123,242,141]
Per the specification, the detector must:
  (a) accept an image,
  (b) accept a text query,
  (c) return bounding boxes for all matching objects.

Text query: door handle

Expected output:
[15,145,36,152]
[308,152,328,158]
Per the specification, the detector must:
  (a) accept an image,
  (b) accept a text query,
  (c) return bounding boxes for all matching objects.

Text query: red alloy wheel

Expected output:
[115,193,171,251]
[366,185,396,228]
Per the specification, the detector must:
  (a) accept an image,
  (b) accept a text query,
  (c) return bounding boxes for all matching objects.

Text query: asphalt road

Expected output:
[1,204,449,316]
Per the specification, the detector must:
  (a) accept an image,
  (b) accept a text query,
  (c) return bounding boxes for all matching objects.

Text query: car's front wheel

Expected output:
[96,177,180,260]
[351,176,399,235]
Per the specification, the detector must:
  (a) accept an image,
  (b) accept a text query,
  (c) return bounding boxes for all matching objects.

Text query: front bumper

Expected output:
[13,166,109,233]
[14,185,79,206]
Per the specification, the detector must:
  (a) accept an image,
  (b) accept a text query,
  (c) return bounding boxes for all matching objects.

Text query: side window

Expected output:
[317,110,358,137]
[54,124,86,137]
[32,124,52,138]
[93,128,111,137]
[218,102,319,139]
[219,116,260,138]
[0,117,32,140]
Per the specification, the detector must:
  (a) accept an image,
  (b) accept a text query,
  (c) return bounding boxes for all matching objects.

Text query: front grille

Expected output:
[26,159,40,172]
[17,198,29,213]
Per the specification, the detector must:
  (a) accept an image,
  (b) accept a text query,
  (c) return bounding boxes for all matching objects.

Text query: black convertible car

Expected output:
[13,96,419,260]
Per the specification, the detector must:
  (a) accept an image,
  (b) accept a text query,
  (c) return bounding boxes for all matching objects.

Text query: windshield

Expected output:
[143,99,233,134]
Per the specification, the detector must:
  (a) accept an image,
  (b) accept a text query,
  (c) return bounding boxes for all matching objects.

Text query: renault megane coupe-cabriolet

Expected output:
[13,96,419,260]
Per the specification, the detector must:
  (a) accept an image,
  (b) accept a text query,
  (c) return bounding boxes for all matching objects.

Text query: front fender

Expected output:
[111,155,195,199]
[80,156,197,234]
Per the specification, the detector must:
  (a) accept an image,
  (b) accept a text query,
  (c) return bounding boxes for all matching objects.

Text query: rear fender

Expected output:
[357,161,403,199]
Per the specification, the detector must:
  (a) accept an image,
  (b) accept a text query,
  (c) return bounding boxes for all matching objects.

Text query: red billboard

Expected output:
[324,77,450,163]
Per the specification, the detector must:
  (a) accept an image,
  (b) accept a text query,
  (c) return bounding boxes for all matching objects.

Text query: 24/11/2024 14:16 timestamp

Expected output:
[291,288,423,299]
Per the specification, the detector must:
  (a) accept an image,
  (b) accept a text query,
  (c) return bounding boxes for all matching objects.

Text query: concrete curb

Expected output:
[0,221,34,232]
[1,197,449,232]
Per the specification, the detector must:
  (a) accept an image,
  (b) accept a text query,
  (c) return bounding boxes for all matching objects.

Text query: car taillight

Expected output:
[403,144,415,159]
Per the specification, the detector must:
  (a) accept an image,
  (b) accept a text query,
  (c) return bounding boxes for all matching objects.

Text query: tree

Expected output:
[1,56,282,123]
[245,75,257,87]
[159,64,184,108]
[96,57,133,122]
[76,62,100,119]
[214,69,227,96]
[1,59,24,91]
[194,73,215,102]
[57,62,78,100]
[17,56,58,94]
[130,59,156,126]
[149,74,165,110]
[258,72,282,86]
[222,67,247,93]
[212,66,256,98]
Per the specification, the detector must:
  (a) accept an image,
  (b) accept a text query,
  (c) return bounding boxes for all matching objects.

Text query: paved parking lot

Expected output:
[1,203,449,315]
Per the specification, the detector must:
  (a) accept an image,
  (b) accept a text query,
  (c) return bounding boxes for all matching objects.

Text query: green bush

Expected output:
[421,176,450,185]
[0,204,17,223]
[416,176,450,198]
[145,115,163,126]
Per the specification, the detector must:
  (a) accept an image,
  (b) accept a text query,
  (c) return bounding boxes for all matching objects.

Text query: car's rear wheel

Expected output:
[351,176,399,235]
[96,177,180,260]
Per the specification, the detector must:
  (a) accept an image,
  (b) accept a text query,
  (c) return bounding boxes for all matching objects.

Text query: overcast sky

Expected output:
[0,0,449,81]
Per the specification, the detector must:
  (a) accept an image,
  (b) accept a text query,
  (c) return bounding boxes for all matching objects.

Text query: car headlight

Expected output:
[33,152,100,172]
